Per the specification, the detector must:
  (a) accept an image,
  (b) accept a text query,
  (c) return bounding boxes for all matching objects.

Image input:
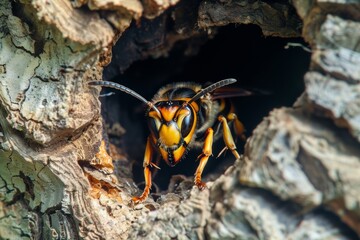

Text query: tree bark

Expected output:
[0,0,359,239]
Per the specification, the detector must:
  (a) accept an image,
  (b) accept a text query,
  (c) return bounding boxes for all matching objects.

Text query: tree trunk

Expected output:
[0,0,359,239]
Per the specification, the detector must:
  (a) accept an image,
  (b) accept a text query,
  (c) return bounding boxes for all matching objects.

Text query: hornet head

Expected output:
[147,100,197,166]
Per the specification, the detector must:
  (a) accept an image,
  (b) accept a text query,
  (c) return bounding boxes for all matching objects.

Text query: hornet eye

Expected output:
[180,107,194,137]
[147,117,160,139]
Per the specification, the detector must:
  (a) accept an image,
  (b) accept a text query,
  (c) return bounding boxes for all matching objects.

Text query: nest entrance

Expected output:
[102,24,310,194]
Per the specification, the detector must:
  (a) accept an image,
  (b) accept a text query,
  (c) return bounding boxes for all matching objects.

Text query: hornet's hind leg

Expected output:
[217,115,241,159]
[226,113,246,142]
[194,114,245,191]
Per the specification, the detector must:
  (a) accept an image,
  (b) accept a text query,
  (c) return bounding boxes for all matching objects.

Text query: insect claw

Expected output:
[195,181,207,190]
[217,146,228,158]
[196,153,206,161]
[150,162,161,169]
[131,197,143,204]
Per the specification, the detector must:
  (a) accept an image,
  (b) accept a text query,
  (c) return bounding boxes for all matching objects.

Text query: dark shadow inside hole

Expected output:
[102,24,311,192]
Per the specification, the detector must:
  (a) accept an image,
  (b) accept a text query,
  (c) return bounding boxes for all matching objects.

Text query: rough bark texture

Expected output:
[198,0,302,37]
[0,0,359,240]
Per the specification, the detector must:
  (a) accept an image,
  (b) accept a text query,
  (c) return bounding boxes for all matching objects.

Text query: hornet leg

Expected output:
[218,115,241,159]
[132,137,154,203]
[227,113,246,141]
[194,128,213,190]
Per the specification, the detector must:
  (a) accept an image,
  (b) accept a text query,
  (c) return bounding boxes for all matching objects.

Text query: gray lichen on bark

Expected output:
[0,0,109,238]
[0,0,359,239]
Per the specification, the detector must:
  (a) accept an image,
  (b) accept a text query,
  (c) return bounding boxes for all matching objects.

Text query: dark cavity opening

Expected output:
[102,24,310,194]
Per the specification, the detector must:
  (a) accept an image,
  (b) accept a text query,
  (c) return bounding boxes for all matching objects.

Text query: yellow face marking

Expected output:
[159,122,181,146]
[172,146,186,164]
[159,106,179,122]
[158,145,186,166]
[149,110,160,119]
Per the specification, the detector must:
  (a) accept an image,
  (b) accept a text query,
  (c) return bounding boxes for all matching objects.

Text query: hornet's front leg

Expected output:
[218,115,241,159]
[194,128,213,190]
[132,137,154,203]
